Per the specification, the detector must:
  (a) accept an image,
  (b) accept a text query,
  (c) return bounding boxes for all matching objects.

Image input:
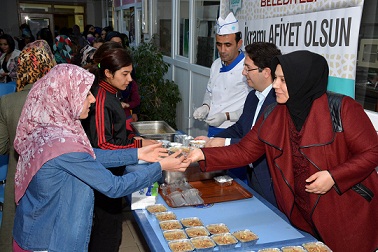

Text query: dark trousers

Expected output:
[89,205,123,252]
[89,167,125,252]
[247,157,277,208]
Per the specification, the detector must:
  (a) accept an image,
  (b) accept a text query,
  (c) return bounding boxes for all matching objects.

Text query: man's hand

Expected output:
[205,113,226,127]
[194,136,210,142]
[305,171,335,194]
[193,105,209,120]
[206,137,226,147]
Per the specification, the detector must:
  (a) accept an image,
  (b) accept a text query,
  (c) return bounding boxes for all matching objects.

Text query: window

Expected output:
[156,0,172,56]
[178,0,189,57]
[123,8,135,45]
[194,0,219,67]
[355,0,378,112]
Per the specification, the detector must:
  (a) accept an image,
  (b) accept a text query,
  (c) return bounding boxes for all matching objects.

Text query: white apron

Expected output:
[203,53,250,128]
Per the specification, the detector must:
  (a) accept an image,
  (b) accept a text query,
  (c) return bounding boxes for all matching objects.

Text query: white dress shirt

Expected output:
[224,84,273,146]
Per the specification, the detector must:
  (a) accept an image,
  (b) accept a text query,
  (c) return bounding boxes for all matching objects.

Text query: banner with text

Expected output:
[238,3,363,97]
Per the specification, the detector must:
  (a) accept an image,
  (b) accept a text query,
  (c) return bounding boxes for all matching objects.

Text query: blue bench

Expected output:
[0,82,17,97]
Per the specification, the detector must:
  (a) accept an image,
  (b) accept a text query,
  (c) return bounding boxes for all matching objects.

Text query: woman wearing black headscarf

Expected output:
[188,51,378,252]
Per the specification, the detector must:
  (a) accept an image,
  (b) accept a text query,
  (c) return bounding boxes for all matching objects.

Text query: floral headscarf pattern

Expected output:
[53,35,73,64]
[16,40,56,91]
[80,44,97,67]
[14,64,95,203]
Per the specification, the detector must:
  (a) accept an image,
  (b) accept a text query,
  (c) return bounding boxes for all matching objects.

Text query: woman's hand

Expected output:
[305,171,335,194]
[159,151,191,172]
[121,102,129,109]
[186,148,205,163]
[142,138,159,146]
[137,143,168,162]
[132,114,138,122]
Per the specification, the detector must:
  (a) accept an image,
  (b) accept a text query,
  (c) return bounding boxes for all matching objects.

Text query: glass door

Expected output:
[20,13,54,39]
[135,7,143,45]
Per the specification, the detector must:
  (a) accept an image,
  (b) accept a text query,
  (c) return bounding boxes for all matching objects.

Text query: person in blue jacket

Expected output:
[195,42,281,206]
[12,64,190,252]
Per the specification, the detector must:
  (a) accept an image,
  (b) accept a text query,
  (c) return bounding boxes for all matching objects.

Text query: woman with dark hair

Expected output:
[93,26,102,39]
[0,34,21,82]
[92,37,104,49]
[94,38,141,130]
[104,31,124,46]
[36,27,54,52]
[188,50,378,252]
[91,41,122,65]
[83,24,95,39]
[83,44,156,252]
[100,25,113,40]
[84,25,94,34]
[71,24,88,48]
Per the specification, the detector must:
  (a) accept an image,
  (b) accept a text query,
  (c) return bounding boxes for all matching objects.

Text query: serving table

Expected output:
[131,178,317,251]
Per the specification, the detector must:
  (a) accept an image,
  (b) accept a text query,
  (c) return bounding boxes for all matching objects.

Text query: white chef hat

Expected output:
[216,12,239,35]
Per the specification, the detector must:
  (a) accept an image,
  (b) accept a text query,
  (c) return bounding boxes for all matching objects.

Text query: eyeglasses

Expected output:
[244,67,262,72]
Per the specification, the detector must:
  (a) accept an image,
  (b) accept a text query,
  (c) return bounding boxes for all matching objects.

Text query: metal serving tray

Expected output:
[131,121,176,141]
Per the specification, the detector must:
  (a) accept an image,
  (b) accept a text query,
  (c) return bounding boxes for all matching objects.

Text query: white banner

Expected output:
[231,0,365,97]
[239,6,362,81]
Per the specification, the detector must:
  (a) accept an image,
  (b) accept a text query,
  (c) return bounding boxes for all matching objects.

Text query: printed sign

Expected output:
[233,0,364,97]
[230,0,242,14]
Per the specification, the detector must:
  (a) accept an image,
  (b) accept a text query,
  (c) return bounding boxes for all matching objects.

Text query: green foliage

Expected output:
[131,40,181,129]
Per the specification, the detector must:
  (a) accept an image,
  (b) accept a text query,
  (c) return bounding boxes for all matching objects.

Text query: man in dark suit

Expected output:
[195,42,281,207]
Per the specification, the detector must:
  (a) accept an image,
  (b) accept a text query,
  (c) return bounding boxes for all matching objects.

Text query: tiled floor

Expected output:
[119,207,150,252]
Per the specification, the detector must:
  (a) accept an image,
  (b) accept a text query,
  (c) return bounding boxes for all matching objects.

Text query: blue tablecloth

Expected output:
[132,179,317,251]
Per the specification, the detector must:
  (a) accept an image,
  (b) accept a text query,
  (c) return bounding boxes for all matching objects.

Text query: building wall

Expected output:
[0,0,19,37]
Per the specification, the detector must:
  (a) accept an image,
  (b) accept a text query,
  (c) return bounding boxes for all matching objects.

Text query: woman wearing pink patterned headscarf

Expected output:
[0,40,56,251]
[12,64,189,252]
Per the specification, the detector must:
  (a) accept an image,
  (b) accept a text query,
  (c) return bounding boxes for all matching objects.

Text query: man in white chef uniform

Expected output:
[193,12,249,137]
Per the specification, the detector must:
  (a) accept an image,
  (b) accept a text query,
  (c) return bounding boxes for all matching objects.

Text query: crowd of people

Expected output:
[0,13,377,252]
[0,23,132,69]
[0,23,148,252]
[0,23,140,128]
